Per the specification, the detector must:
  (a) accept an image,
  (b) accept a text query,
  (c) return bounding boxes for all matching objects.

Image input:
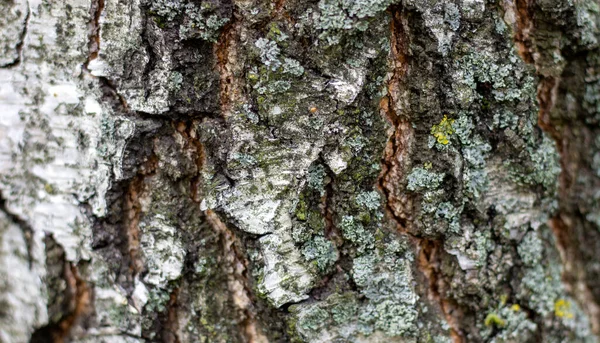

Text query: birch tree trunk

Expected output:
[1,0,600,342]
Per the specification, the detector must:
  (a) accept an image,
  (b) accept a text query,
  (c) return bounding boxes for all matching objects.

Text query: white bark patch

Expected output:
[0,212,47,343]
[139,215,185,287]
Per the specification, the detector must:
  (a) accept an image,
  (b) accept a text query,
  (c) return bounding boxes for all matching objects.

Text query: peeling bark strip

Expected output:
[205,210,268,343]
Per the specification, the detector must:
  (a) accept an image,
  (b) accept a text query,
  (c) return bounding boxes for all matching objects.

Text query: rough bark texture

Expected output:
[1,0,600,342]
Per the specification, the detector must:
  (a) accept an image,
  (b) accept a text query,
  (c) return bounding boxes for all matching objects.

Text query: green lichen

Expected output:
[484,313,505,328]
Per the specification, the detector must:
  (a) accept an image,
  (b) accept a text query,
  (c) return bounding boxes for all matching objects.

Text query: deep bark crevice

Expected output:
[29,235,93,343]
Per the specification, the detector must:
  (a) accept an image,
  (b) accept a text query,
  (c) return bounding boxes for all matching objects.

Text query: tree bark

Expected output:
[1,0,599,342]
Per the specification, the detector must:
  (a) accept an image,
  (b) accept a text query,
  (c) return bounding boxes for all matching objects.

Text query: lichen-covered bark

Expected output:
[0,0,599,342]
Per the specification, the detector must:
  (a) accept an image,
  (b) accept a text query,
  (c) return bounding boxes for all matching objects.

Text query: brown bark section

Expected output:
[161,287,181,343]
[122,153,158,285]
[175,120,206,204]
[215,14,241,119]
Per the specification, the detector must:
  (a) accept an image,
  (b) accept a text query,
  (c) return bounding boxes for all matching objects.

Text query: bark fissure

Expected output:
[30,236,93,343]
[85,0,104,67]
[215,14,240,119]
[121,153,158,290]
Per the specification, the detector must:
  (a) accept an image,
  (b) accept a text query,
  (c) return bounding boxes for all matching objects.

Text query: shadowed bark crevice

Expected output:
[29,235,93,343]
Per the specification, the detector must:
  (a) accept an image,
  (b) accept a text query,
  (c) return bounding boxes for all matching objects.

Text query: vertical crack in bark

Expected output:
[0,2,30,69]
[321,161,341,247]
[549,215,600,333]
[215,13,240,119]
[30,235,93,343]
[513,0,534,64]
[0,190,34,268]
[378,7,464,342]
[161,286,181,343]
[205,210,269,343]
[509,1,600,334]
[121,154,157,289]
[174,120,206,204]
[85,0,105,67]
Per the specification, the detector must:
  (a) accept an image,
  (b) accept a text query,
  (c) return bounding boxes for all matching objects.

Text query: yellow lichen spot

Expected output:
[423,162,432,170]
[554,299,574,319]
[484,313,505,328]
[430,115,455,145]
[44,183,54,194]
[511,304,521,312]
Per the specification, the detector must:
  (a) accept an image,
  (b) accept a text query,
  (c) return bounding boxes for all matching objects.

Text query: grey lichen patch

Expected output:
[255,38,282,71]
[289,240,420,342]
[340,215,374,252]
[255,233,315,307]
[149,0,231,42]
[406,167,444,192]
[404,0,462,55]
[304,0,397,46]
[301,235,338,272]
[506,135,561,194]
